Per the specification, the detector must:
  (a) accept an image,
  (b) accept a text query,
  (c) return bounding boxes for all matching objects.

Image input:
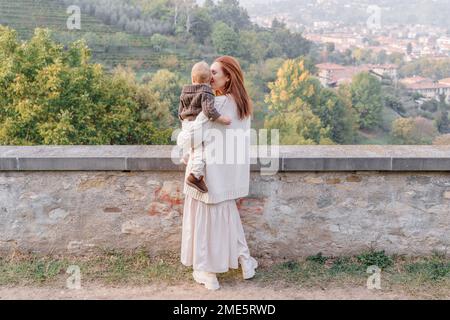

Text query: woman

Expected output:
[180,56,258,291]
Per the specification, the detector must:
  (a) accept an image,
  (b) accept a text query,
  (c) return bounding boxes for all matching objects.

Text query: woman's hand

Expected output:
[216,115,232,125]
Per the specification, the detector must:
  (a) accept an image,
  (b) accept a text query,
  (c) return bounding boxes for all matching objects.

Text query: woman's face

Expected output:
[210,62,229,92]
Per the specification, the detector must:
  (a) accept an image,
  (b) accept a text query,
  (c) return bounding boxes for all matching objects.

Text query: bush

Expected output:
[433,134,450,145]
[420,99,439,113]
[329,257,364,275]
[280,260,300,271]
[0,26,173,145]
[150,33,169,51]
[391,116,438,144]
[306,252,328,265]
[405,254,450,281]
[417,110,434,120]
[356,250,393,269]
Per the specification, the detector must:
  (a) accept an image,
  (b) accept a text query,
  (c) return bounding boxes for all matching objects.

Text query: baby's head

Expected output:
[191,61,211,85]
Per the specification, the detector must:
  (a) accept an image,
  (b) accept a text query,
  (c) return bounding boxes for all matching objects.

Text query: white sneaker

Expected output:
[239,256,258,280]
[192,270,220,291]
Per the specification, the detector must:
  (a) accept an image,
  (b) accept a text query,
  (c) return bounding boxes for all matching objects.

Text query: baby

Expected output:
[177,61,231,193]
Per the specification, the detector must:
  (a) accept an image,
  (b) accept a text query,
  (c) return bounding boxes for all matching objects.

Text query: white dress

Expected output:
[179,94,256,273]
[180,194,253,273]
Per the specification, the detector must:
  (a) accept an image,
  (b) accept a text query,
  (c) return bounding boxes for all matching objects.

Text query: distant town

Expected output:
[240,0,450,103]
[316,62,450,104]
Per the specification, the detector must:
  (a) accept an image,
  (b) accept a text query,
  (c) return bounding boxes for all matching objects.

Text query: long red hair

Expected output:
[214,56,253,120]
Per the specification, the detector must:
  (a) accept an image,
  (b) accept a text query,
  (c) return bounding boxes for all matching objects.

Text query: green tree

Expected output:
[143,69,182,120]
[271,27,311,59]
[211,21,239,55]
[238,30,265,62]
[337,84,360,143]
[211,0,252,32]
[400,57,450,79]
[189,8,213,44]
[350,72,383,129]
[264,58,334,144]
[246,58,284,129]
[436,94,450,134]
[0,26,172,145]
[436,110,450,134]
[318,88,358,144]
[150,33,169,51]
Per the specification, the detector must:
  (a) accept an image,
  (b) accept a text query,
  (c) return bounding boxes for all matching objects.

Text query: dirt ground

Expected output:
[0,282,429,300]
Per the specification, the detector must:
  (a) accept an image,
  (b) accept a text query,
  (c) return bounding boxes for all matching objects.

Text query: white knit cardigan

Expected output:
[182,94,251,204]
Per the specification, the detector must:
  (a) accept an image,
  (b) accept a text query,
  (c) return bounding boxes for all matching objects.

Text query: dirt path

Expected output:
[0,282,425,300]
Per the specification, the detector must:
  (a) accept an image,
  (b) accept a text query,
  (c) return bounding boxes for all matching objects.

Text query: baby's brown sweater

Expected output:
[178,84,221,122]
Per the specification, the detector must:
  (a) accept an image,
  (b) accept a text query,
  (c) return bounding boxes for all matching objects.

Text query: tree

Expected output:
[238,30,265,62]
[433,134,450,145]
[400,57,450,79]
[436,110,450,134]
[383,90,406,116]
[264,58,336,144]
[350,72,383,129]
[271,18,286,30]
[211,0,252,32]
[60,0,175,36]
[407,42,413,55]
[264,57,357,144]
[436,94,450,134]
[144,69,183,119]
[326,42,335,53]
[211,21,239,55]
[245,58,285,128]
[391,117,438,144]
[272,27,312,59]
[0,26,172,145]
[318,88,358,144]
[150,33,169,51]
[189,7,213,43]
[337,84,360,143]
[376,50,388,64]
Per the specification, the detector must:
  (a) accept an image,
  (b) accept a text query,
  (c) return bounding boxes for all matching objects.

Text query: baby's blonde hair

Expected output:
[191,61,211,84]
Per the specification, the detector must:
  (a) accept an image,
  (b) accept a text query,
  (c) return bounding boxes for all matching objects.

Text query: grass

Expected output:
[0,249,192,287]
[0,249,449,298]
[256,250,449,298]
[357,128,393,145]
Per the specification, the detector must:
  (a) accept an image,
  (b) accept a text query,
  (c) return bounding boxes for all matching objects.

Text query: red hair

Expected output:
[213,56,253,120]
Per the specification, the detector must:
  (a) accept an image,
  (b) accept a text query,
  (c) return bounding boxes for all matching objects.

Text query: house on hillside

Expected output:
[316,63,398,88]
[400,76,450,103]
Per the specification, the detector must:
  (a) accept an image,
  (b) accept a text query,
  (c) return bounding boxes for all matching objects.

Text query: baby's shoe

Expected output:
[186,173,208,193]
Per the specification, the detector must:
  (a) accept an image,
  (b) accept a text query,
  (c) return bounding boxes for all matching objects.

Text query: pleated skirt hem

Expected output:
[180,194,254,274]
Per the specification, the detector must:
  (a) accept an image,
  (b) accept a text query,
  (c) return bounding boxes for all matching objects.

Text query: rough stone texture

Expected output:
[248,172,450,258]
[1,146,450,257]
[0,171,184,256]
[1,170,449,257]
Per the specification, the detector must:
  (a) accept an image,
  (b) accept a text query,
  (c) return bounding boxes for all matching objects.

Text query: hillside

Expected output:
[0,0,199,74]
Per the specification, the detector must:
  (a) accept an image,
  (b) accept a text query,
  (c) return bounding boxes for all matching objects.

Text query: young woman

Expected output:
[180,56,258,290]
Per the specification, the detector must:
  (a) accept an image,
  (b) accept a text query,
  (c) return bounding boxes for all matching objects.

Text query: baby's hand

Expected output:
[216,115,232,125]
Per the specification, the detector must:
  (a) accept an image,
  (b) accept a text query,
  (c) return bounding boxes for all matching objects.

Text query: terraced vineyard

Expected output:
[0,0,119,38]
[0,0,199,74]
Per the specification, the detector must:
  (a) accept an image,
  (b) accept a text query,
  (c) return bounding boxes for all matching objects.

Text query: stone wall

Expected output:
[1,146,449,257]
